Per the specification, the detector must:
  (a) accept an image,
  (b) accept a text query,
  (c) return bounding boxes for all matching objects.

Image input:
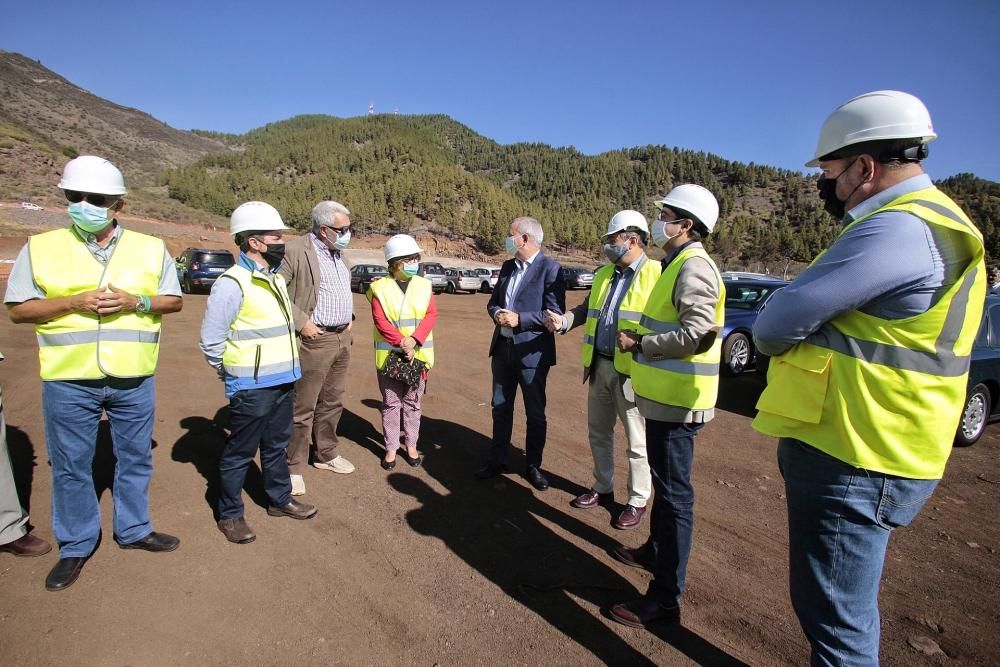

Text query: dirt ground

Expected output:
[0,214,998,666]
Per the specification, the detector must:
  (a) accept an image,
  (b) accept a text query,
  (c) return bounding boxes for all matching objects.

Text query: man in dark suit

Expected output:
[477,216,565,490]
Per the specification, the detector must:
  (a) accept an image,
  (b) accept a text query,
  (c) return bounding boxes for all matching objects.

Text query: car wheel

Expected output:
[446,282,455,294]
[956,383,991,446]
[481,281,490,293]
[722,333,752,376]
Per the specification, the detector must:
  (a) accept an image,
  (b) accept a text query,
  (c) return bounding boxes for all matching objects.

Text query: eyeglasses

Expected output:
[326,225,352,236]
[65,191,121,208]
[657,210,684,224]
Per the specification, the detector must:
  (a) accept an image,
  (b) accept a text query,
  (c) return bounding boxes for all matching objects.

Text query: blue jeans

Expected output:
[219,384,294,519]
[644,419,702,607]
[778,438,939,667]
[42,377,157,557]
[489,341,549,468]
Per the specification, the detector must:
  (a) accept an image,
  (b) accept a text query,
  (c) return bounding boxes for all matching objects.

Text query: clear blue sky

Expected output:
[4,0,999,180]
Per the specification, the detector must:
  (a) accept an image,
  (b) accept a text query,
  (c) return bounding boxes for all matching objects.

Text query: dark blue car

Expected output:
[721,274,789,375]
[176,248,236,294]
[958,294,1000,445]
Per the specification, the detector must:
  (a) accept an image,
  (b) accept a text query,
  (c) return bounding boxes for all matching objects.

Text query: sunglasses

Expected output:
[65,191,121,208]
[326,225,352,236]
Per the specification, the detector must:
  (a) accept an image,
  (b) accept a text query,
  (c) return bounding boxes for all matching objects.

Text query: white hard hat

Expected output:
[807,90,937,167]
[384,234,423,262]
[229,201,288,236]
[606,210,649,237]
[58,155,127,195]
[655,184,719,233]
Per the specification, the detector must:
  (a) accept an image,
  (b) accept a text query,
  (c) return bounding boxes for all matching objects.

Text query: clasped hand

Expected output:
[543,309,563,333]
[399,336,417,360]
[73,283,138,316]
[494,309,519,328]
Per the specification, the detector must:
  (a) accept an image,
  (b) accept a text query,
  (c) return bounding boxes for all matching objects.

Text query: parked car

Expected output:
[444,267,480,294]
[20,202,43,211]
[720,275,789,376]
[469,267,499,292]
[561,267,594,290]
[417,262,447,294]
[175,248,236,294]
[957,294,1000,445]
[350,263,388,293]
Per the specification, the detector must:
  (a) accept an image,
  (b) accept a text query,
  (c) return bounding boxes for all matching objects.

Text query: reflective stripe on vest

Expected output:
[630,245,725,410]
[220,265,300,385]
[29,227,164,380]
[368,276,435,370]
[580,260,661,376]
[753,186,985,479]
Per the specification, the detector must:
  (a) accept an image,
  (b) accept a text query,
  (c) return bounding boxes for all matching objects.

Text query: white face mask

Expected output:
[651,219,684,248]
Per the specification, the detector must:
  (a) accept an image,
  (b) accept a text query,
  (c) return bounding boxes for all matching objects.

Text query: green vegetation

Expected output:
[161,114,999,264]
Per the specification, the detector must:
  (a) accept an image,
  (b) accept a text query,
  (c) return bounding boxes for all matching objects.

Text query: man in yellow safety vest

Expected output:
[753,91,985,665]
[5,156,183,591]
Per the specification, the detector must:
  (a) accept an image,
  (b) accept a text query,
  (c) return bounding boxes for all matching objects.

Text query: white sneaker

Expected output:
[290,474,306,496]
[313,455,355,474]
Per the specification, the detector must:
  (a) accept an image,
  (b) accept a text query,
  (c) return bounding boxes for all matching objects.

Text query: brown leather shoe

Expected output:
[610,544,654,573]
[613,504,646,530]
[0,533,52,557]
[267,500,317,520]
[609,598,680,628]
[570,489,613,509]
[218,517,256,544]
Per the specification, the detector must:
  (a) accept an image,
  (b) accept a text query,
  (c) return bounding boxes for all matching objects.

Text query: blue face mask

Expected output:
[603,242,629,264]
[68,201,112,233]
[401,262,419,278]
[505,235,520,256]
[332,229,351,250]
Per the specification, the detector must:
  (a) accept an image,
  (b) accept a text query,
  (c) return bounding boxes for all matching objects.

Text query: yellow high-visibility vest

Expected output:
[581,259,661,376]
[753,186,985,478]
[220,264,299,388]
[367,276,434,370]
[29,228,164,380]
[630,245,725,410]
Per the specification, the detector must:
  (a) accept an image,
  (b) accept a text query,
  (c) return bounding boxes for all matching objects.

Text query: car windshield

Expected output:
[197,253,235,266]
[725,283,777,310]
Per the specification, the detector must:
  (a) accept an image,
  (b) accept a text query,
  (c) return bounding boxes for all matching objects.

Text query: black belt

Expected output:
[320,324,349,333]
[596,352,615,360]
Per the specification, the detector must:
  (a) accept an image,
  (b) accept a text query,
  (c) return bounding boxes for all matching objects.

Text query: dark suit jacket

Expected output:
[487,251,565,368]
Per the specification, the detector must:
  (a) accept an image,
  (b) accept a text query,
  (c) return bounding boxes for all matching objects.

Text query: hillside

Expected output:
[1,50,997,267]
[0,50,230,225]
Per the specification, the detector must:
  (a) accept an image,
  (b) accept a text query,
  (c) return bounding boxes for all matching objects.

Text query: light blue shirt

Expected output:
[3,222,181,304]
[753,174,973,356]
[500,249,539,338]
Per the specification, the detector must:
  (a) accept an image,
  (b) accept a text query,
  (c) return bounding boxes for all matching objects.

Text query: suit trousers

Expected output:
[489,338,550,468]
[0,386,29,546]
[288,329,351,473]
[587,356,650,507]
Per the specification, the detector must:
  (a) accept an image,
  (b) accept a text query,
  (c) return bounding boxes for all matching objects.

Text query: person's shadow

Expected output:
[5,425,38,517]
[171,406,267,519]
[383,410,747,665]
[91,421,160,502]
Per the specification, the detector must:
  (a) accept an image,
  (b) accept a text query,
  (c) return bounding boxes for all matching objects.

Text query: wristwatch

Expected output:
[135,296,150,313]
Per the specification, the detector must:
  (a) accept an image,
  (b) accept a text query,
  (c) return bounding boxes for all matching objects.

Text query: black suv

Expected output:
[176,248,236,294]
[350,264,389,293]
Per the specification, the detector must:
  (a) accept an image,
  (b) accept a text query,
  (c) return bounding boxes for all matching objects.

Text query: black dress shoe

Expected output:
[475,462,508,480]
[402,450,423,467]
[609,597,680,628]
[381,456,397,470]
[525,466,550,491]
[45,557,87,592]
[118,531,180,552]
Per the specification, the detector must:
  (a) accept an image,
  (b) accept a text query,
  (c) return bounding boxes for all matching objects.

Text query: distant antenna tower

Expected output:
[368,101,375,116]
[393,107,400,116]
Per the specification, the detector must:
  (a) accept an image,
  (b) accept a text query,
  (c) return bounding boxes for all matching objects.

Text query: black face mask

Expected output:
[817,159,863,220]
[260,243,286,269]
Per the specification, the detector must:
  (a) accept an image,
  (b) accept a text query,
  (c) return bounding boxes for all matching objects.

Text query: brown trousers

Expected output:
[287,330,351,474]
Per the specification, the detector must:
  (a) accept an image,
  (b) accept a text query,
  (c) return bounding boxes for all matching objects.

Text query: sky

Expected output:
[3,0,999,180]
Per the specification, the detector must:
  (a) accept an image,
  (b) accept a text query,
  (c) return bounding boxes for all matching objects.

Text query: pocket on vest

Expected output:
[756,346,832,424]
